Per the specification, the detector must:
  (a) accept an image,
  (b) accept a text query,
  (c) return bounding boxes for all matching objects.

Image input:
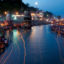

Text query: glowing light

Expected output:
[12,14,24,17]
[46,19,49,22]
[21,14,24,17]
[4,11,8,15]
[40,18,43,21]
[14,16,17,20]
[35,2,38,5]
[12,15,17,20]
[13,30,17,38]
[16,12,19,15]
[51,21,54,24]
[1,23,5,27]
[32,17,34,20]
[31,13,35,16]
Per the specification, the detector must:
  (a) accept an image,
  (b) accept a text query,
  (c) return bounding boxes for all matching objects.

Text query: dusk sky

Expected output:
[23,0,64,17]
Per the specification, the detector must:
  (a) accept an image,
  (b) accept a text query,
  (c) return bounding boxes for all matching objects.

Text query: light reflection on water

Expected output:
[26,25,64,64]
[30,26,44,41]
[1,25,64,64]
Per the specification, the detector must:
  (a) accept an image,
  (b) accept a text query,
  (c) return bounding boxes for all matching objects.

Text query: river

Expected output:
[0,25,64,64]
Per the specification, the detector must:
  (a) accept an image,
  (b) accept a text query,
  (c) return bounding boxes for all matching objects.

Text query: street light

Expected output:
[16,12,19,15]
[4,11,8,15]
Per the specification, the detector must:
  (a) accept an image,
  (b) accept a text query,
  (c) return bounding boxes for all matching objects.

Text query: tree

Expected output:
[0,0,22,13]
[0,0,38,14]
[44,11,53,19]
[57,16,61,19]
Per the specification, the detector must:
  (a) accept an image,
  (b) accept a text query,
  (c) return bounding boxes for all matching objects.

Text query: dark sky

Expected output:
[23,0,64,17]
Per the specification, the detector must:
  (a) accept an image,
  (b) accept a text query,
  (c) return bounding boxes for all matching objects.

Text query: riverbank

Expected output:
[31,20,50,26]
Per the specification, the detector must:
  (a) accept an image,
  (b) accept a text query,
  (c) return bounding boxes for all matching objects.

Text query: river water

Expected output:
[0,25,64,64]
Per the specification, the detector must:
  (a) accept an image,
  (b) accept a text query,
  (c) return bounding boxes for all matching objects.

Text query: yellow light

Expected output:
[40,18,42,21]
[1,23,5,27]
[4,11,8,15]
[21,14,24,17]
[51,21,54,24]
[31,13,35,16]
[16,12,19,15]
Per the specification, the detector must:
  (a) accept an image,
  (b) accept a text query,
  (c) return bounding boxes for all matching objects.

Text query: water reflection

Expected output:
[30,26,44,42]
[55,35,64,64]
[0,25,64,64]
[26,25,64,64]
[12,29,30,64]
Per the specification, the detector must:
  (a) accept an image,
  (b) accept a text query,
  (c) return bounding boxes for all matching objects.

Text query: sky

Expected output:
[23,0,64,17]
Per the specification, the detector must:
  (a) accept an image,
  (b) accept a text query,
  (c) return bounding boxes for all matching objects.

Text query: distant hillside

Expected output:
[0,0,37,13]
[0,0,22,12]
